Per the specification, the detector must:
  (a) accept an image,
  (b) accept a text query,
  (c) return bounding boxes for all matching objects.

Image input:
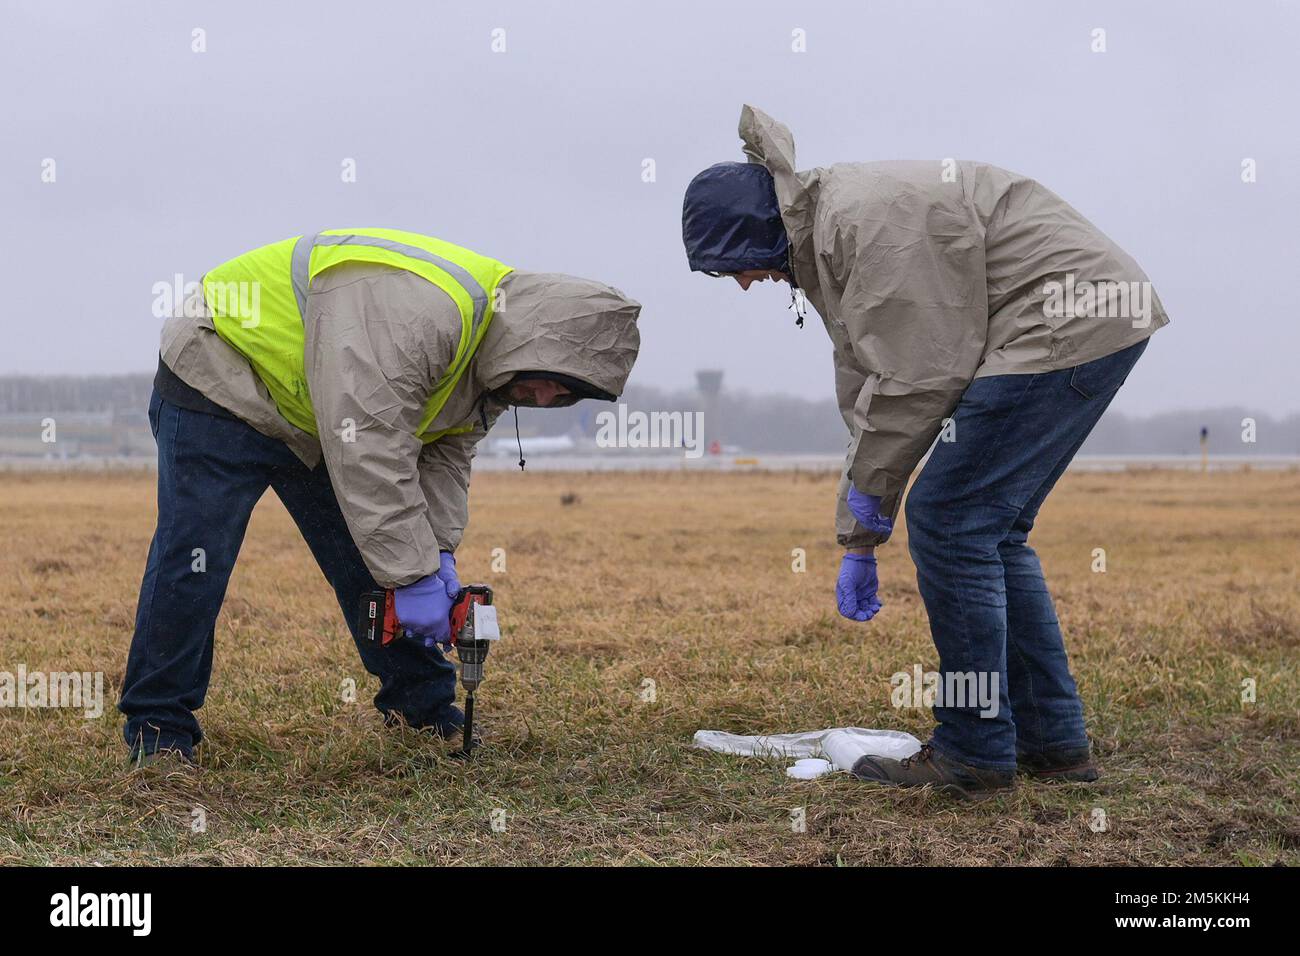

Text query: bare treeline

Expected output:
[0,374,153,415]
[1,374,1296,456]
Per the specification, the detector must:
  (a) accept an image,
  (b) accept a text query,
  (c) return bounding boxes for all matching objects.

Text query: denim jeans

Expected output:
[904,340,1148,770]
[120,391,458,757]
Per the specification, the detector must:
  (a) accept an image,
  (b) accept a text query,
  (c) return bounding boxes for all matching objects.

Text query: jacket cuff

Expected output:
[838,525,892,548]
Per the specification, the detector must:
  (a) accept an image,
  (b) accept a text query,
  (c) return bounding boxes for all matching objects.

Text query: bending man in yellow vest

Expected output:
[121,229,642,764]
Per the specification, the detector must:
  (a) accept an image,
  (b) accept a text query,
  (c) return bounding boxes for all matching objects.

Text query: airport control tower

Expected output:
[695,369,724,454]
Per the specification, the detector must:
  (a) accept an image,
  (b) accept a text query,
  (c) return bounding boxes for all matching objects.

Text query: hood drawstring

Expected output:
[513,406,526,471]
[476,390,526,470]
[789,286,807,328]
[786,248,805,329]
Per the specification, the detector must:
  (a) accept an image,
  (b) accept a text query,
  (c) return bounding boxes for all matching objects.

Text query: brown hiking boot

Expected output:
[851,744,1015,800]
[1017,747,1100,783]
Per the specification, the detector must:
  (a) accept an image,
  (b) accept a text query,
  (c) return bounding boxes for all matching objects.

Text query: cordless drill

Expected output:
[358,584,498,756]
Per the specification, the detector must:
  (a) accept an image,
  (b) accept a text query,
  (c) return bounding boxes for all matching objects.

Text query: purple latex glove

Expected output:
[435,551,461,601]
[393,574,456,647]
[847,485,894,537]
[837,553,882,622]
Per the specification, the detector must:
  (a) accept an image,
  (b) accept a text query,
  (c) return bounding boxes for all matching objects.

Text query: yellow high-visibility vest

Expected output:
[204,228,512,441]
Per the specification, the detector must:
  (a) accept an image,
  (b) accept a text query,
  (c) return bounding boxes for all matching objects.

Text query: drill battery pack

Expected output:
[359,589,402,646]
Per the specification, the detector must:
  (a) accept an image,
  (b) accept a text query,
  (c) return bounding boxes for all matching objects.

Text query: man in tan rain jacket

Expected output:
[121,229,640,764]
[682,107,1168,797]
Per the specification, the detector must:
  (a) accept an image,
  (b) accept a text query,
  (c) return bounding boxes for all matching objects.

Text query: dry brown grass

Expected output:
[1,467,1297,865]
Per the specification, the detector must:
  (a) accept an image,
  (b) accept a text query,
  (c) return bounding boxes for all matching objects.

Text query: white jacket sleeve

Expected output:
[819,189,989,544]
[830,347,883,549]
[304,264,462,588]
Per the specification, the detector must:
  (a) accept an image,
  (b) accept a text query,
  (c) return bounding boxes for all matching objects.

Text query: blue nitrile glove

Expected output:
[847,485,894,537]
[435,551,461,600]
[393,574,456,647]
[837,553,882,622]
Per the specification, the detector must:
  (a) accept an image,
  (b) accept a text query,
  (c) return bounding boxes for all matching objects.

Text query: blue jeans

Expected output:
[120,391,458,757]
[904,340,1148,771]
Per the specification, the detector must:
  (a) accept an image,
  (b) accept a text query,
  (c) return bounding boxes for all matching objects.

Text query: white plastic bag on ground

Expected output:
[693,727,922,779]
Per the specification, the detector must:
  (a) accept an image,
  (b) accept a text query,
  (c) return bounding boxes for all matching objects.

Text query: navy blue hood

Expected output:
[682,162,791,274]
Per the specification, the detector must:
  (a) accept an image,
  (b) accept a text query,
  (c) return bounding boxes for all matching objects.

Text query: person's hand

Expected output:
[393,574,456,647]
[847,486,893,537]
[837,552,882,621]
[435,551,461,600]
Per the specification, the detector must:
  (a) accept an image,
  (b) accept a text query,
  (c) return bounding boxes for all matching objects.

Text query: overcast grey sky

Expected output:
[3,0,1297,415]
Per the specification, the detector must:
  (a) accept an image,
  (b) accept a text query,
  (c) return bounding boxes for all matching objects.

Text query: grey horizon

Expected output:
[2,0,1297,417]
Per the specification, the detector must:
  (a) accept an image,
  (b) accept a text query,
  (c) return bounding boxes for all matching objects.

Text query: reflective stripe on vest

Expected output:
[205,230,512,442]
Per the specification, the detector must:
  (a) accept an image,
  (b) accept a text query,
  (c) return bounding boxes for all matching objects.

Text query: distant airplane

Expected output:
[486,432,579,456]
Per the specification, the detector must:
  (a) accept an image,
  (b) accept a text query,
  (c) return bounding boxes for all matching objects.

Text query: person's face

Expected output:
[505,379,573,407]
[729,269,789,290]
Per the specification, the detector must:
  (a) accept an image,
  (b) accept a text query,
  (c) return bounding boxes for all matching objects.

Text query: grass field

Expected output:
[1,468,1297,865]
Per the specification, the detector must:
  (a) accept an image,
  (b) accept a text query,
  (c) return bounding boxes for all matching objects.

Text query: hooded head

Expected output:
[681,161,790,275]
[473,270,642,407]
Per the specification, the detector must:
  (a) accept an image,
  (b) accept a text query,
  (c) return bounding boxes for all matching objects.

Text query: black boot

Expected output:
[1017,746,1100,782]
